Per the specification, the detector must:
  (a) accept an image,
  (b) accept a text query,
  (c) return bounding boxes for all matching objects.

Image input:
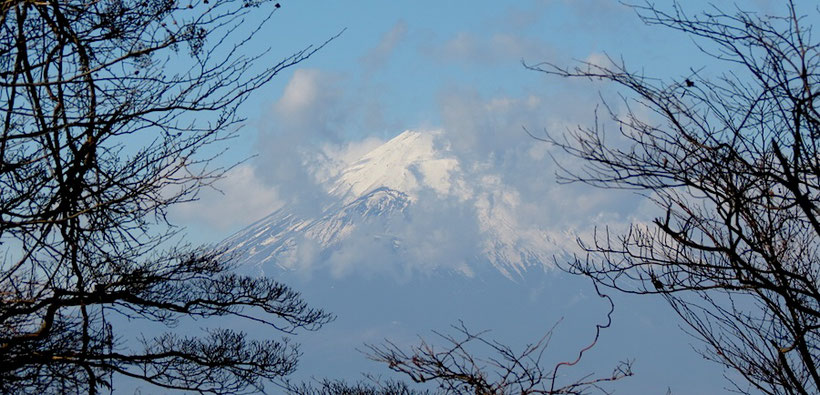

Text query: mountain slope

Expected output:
[222,130,556,278]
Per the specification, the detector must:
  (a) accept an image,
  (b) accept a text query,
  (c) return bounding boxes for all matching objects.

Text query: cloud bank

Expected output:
[177,6,654,278]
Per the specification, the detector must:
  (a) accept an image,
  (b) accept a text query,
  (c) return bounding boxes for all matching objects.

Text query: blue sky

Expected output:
[172,0,709,238]
[171,0,795,241]
[162,0,797,393]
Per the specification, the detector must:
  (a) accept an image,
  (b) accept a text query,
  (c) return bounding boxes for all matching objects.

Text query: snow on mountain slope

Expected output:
[329,131,469,203]
[222,130,557,278]
[222,187,411,269]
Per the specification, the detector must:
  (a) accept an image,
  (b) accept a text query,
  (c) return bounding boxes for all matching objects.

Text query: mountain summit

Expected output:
[329,131,468,203]
[221,130,556,278]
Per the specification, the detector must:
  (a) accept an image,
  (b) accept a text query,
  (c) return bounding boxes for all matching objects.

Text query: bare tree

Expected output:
[526,1,820,393]
[0,1,335,393]
[366,285,632,395]
[286,377,432,395]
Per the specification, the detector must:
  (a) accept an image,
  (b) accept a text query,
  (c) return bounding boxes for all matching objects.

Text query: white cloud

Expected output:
[306,136,386,185]
[171,164,283,231]
[253,68,353,214]
[274,69,344,123]
[208,2,654,277]
[431,84,654,261]
[276,70,319,113]
[428,32,554,65]
[253,64,403,217]
[361,20,408,71]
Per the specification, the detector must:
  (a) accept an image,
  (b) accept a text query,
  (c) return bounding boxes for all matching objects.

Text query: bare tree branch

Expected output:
[526,2,820,393]
[0,1,336,393]
[366,285,632,395]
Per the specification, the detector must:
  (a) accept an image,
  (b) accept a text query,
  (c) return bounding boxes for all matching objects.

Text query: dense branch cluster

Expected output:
[528,2,820,393]
[367,286,632,395]
[287,377,432,395]
[0,1,332,393]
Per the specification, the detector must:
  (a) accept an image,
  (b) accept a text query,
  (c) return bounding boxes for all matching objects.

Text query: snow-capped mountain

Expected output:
[328,131,467,203]
[222,130,558,278]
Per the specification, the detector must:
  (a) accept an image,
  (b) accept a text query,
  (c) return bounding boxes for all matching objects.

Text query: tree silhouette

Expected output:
[287,377,432,395]
[0,1,334,393]
[366,285,632,394]
[528,1,820,393]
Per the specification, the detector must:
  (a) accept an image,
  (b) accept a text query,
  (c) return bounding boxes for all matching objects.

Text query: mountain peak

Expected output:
[329,130,467,203]
[222,129,556,279]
